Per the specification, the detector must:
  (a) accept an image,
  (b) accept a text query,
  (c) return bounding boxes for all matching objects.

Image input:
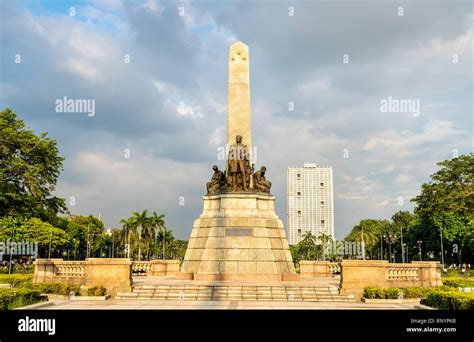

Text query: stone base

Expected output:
[179,193,297,281]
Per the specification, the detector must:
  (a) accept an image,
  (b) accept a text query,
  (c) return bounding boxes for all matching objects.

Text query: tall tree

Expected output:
[119,218,134,259]
[150,211,165,259]
[130,210,149,261]
[345,219,391,259]
[157,228,174,260]
[0,108,66,221]
[411,154,474,263]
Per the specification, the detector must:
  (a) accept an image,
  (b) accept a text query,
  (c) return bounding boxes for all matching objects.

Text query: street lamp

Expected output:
[417,240,423,261]
[380,235,385,260]
[48,224,53,259]
[439,227,445,267]
[385,233,395,263]
[400,226,405,263]
[107,229,115,258]
[72,238,78,260]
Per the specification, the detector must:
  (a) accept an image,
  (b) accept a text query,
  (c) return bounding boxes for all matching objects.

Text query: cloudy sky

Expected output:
[1,0,472,240]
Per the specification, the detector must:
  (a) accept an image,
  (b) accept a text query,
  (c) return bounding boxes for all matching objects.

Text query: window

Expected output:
[320,182,324,187]
[297,229,302,236]
[297,191,301,196]
[297,210,301,216]
[321,220,325,224]
[320,201,324,207]
[297,173,301,179]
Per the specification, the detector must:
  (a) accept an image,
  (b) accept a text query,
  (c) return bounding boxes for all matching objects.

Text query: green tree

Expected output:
[345,219,391,259]
[391,211,416,262]
[0,217,69,258]
[150,212,165,259]
[157,228,174,260]
[317,232,333,260]
[119,217,134,259]
[65,215,104,259]
[129,210,150,261]
[411,154,474,263]
[0,108,66,222]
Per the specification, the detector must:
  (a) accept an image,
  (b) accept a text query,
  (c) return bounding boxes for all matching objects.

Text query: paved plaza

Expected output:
[23,276,422,310]
[37,299,417,310]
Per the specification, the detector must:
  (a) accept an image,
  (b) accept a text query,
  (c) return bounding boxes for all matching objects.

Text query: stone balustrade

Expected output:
[339,260,442,300]
[55,263,86,278]
[300,261,340,278]
[132,262,152,275]
[131,260,180,276]
[34,258,133,296]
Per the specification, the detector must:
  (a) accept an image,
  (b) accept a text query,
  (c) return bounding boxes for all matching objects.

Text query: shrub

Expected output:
[399,287,432,298]
[363,287,378,299]
[0,274,33,288]
[425,290,474,310]
[34,282,80,296]
[445,269,472,278]
[0,288,43,310]
[442,277,474,289]
[363,287,402,299]
[384,288,402,299]
[86,285,106,296]
[364,286,443,299]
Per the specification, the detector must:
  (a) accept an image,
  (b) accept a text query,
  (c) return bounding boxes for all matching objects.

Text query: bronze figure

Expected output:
[226,135,250,192]
[207,165,225,195]
[253,166,271,193]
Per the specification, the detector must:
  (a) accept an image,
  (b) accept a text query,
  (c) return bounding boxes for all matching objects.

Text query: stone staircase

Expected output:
[116,284,355,302]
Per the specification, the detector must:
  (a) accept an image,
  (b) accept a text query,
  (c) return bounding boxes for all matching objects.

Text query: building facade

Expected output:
[287,163,334,245]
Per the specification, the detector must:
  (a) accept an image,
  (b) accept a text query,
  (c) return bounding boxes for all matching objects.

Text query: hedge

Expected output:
[442,277,474,289]
[0,288,44,310]
[34,282,81,296]
[425,290,474,310]
[364,287,402,299]
[364,286,438,299]
[0,274,33,288]
[86,285,106,296]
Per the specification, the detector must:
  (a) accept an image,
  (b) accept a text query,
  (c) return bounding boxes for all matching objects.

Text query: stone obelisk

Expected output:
[227,42,252,158]
[179,42,297,282]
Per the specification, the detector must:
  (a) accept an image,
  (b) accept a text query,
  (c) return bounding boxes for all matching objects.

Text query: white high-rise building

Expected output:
[287,163,334,245]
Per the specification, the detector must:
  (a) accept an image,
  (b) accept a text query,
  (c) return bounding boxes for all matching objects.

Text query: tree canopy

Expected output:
[0,108,66,222]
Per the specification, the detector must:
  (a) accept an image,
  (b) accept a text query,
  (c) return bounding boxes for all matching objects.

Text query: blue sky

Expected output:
[1,0,472,240]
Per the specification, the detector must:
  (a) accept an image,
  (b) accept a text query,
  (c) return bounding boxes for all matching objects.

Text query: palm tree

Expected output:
[157,228,174,260]
[130,210,149,261]
[150,212,165,259]
[317,232,333,260]
[299,231,318,260]
[119,218,133,259]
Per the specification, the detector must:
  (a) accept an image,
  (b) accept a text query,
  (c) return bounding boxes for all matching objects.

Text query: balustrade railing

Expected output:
[132,262,152,275]
[55,263,86,277]
[387,267,419,280]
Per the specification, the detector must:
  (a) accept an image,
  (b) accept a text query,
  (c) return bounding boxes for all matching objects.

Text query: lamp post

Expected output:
[72,239,77,260]
[48,224,53,259]
[163,229,166,260]
[385,233,394,263]
[106,229,114,258]
[380,235,384,260]
[400,226,405,263]
[439,227,445,267]
[86,224,90,259]
[417,240,423,261]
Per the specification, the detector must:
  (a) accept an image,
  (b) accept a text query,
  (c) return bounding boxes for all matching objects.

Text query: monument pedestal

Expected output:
[179,193,298,281]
